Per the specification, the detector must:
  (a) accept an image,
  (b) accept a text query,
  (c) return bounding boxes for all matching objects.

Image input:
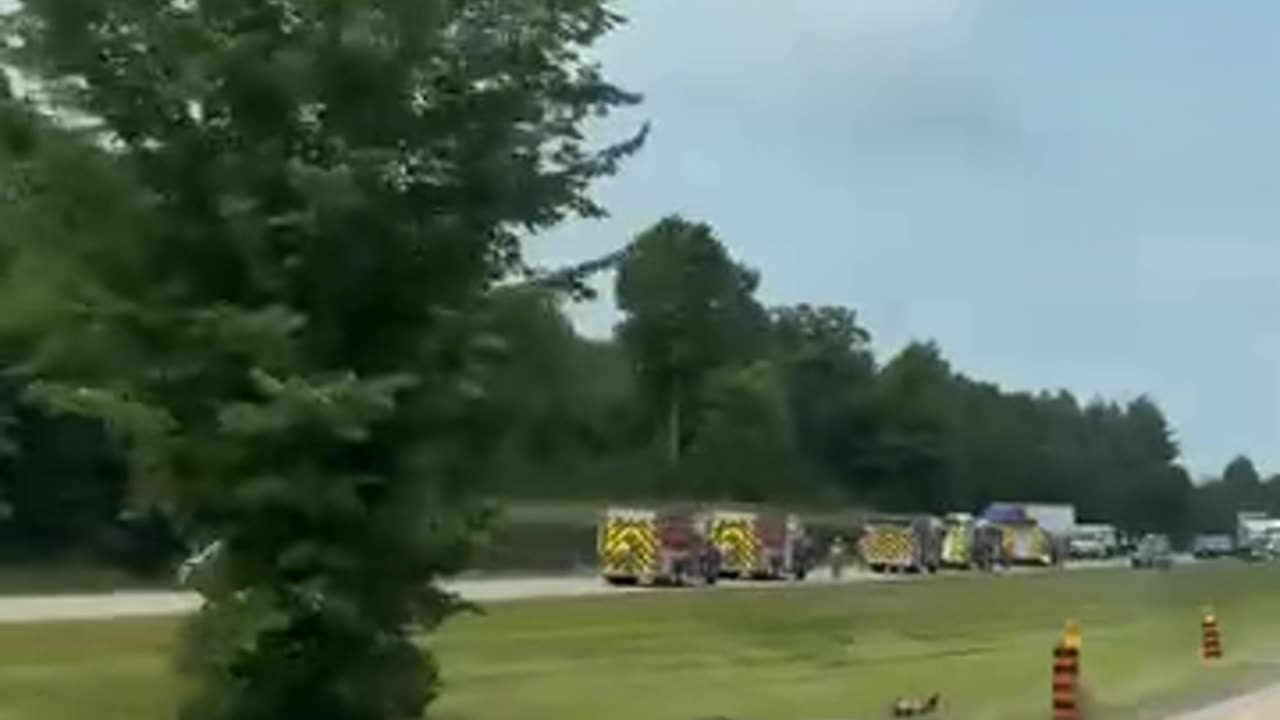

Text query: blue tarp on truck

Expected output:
[981,504,1033,525]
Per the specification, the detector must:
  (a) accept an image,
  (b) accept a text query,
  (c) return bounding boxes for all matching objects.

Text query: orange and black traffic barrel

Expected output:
[1201,609,1223,661]
[1052,620,1081,720]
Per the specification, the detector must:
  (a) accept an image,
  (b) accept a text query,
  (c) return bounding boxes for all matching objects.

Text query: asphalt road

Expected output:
[0,571,873,623]
[1165,683,1280,720]
[0,558,1134,624]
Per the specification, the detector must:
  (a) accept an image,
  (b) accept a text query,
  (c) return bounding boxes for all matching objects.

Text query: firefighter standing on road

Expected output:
[701,537,721,583]
[829,535,848,580]
[791,532,812,580]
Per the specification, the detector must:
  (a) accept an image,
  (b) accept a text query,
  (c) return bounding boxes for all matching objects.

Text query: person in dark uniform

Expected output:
[700,539,721,584]
[829,536,848,580]
[790,533,811,580]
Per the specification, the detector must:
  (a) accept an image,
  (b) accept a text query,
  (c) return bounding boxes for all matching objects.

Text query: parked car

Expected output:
[1131,534,1173,570]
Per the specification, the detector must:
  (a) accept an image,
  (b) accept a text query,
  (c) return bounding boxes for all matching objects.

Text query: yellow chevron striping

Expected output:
[600,518,659,577]
[942,525,972,565]
[712,518,760,575]
[860,525,917,567]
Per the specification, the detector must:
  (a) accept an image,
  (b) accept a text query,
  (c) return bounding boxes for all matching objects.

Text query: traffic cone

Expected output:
[1052,619,1081,720]
[1063,618,1082,651]
[1201,608,1223,661]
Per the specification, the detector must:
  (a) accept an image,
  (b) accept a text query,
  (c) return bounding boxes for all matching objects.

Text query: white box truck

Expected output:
[1021,503,1077,538]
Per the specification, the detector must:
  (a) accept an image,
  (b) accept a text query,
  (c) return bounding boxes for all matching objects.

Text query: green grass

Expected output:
[5,563,1280,720]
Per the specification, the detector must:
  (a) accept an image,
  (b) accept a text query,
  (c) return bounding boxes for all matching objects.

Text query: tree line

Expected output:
[1192,455,1280,533]
[486,216,1272,539]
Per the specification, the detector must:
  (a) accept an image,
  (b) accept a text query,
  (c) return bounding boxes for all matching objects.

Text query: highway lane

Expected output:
[0,572,874,623]
[0,558,1132,624]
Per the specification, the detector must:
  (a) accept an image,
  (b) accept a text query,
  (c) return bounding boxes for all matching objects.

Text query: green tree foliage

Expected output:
[864,342,954,512]
[0,368,135,557]
[1110,397,1187,533]
[1189,480,1237,533]
[0,104,180,569]
[2,399,127,550]
[615,216,767,463]
[1223,455,1263,494]
[485,288,591,473]
[466,214,1199,537]
[484,217,1202,535]
[769,304,878,497]
[482,287,642,497]
[0,1,641,718]
[681,361,797,502]
[1190,455,1269,533]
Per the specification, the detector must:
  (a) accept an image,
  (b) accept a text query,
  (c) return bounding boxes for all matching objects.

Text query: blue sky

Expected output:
[528,0,1280,477]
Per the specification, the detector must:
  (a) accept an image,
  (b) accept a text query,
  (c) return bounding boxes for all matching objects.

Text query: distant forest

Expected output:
[461,217,1274,536]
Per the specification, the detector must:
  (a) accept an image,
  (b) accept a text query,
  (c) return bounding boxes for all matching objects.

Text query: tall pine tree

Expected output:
[0,1,642,717]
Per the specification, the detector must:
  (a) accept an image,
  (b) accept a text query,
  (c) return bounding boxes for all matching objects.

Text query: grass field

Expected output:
[4,563,1280,720]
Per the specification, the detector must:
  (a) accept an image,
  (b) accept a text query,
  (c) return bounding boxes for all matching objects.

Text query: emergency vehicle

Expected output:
[979,505,1053,566]
[940,513,976,568]
[705,508,811,580]
[858,515,942,573]
[597,506,717,585]
[1001,522,1053,565]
